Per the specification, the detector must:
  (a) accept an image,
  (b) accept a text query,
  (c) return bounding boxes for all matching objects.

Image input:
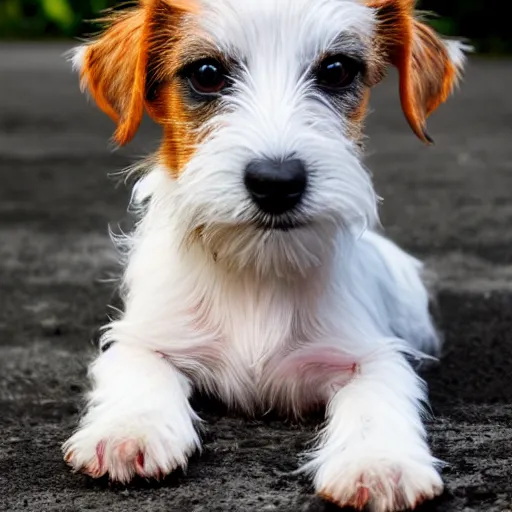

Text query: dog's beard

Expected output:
[173,178,377,279]
[191,220,341,278]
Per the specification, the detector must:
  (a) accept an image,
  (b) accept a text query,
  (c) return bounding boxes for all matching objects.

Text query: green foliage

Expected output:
[41,0,75,29]
[0,0,116,39]
[0,0,510,53]
[425,17,457,38]
[417,0,512,54]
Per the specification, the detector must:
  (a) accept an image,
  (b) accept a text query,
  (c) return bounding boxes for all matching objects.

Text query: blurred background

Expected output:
[0,0,509,54]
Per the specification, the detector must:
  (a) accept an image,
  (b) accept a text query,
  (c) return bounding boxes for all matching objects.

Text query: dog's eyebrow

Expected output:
[324,33,369,62]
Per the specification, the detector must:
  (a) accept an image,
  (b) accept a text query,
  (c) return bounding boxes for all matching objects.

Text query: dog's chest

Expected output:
[165,275,356,412]
[207,283,299,374]
[167,278,313,398]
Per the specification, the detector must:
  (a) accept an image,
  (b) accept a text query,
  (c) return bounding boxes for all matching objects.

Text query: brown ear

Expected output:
[367,0,469,143]
[71,0,198,146]
[73,7,148,146]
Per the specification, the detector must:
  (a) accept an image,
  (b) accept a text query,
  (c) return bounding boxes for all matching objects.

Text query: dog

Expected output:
[62,0,468,510]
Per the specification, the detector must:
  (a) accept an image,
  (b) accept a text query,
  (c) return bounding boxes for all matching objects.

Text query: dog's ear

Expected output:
[71,0,196,146]
[71,6,148,146]
[367,0,469,144]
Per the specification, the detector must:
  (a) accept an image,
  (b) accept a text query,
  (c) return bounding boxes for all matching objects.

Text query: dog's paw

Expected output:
[315,455,443,512]
[62,413,200,483]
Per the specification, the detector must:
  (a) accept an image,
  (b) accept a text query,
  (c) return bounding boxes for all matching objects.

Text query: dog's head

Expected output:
[73,0,468,276]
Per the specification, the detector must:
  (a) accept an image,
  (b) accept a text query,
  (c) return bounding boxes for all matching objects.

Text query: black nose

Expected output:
[244,158,307,215]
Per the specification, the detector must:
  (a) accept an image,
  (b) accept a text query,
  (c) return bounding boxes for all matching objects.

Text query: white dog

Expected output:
[63,0,468,510]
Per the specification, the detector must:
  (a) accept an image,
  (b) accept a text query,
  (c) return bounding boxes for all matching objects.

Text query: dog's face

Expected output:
[74,0,466,276]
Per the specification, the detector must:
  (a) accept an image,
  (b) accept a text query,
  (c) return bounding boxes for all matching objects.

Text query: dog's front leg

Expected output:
[63,342,200,482]
[306,344,442,512]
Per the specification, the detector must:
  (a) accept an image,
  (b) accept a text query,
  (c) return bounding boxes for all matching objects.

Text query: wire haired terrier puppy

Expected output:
[63,0,469,510]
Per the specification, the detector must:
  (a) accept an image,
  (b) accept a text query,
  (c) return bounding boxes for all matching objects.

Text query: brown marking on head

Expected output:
[156,83,198,176]
[366,0,465,143]
[153,41,224,176]
[77,0,213,175]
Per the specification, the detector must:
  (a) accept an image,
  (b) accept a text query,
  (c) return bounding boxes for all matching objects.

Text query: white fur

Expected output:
[65,169,441,508]
[63,1,468,510]
[63,343,201,482]
[69,45,87,73]
[303,343,443,511]
[444,39,473,72]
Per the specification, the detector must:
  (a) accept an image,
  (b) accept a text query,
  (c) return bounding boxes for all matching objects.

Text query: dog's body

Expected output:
[63,0,468,510]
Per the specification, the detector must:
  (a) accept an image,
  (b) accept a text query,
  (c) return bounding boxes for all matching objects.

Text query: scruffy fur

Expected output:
[63,1,469,510]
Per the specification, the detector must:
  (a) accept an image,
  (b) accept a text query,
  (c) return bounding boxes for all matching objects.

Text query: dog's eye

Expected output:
[315,54,361,91]
[186,59,227,96]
